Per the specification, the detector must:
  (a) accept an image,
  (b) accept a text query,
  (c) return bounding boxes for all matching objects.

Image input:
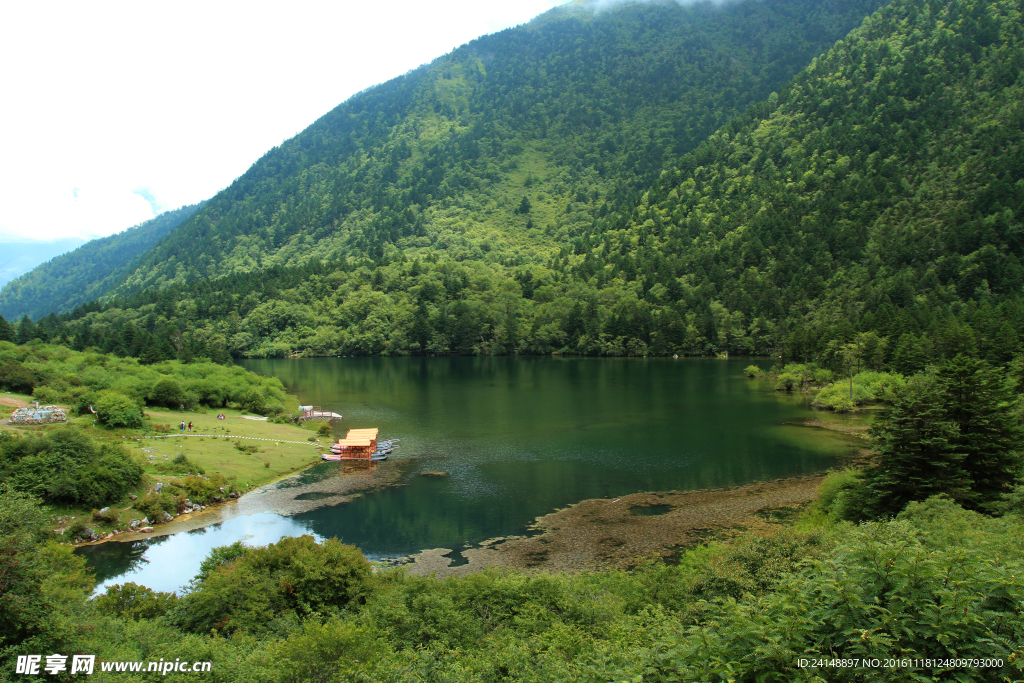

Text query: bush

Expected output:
[155,453,205,475]
[0,361,35,393]
[812,381,874,411]
[91,507,120,524]
[170,536,373,635]
[743,365,761,377]
[95,390,144,428]
[148,379,184,408]
[95,582,179,620]
[76,446,144,507]
[133,492,177,519]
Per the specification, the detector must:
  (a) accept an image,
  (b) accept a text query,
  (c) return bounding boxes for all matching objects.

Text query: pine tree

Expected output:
[0,315,14,343]
[937,355,1022,513]
[15,316,35,345]
[861,374,970,518]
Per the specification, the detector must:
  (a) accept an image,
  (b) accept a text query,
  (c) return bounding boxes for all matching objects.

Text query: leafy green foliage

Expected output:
[94,390,144,428]
[0,342,287,416]
[170,536,373,635]
[0,484,93,652]
[0,428,143,507]
[95,582,179,621]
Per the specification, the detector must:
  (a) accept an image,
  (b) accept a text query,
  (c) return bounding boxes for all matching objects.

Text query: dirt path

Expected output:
[402,475,824,576]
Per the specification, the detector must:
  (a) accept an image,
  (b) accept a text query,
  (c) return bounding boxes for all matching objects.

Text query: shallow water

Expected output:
[80,357,857,593]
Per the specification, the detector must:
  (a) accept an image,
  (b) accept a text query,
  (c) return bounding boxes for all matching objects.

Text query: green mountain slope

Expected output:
[0,203,201,320]
[41,0,892,360]
[111,0,881,291]
[55,0,1024,369]
[585,0,1024,368]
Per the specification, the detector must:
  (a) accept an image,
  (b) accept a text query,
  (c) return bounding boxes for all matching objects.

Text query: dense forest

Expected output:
[6,0,901,361]
[0,203,202,321]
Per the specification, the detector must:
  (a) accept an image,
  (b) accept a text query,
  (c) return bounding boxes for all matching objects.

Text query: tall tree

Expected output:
[861,375,970,518]
[0,315,14,343]
[937,355,1022,513]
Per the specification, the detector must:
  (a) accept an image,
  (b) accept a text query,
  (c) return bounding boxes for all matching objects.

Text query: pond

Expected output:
[80,357,857,593]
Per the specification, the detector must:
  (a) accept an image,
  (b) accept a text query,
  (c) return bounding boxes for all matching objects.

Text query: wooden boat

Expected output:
[321,427,394,461]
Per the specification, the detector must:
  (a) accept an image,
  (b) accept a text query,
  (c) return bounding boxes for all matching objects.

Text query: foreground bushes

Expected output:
[2,493,1022,681]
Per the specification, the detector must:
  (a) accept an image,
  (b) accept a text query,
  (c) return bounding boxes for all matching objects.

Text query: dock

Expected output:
[299,405,343,422]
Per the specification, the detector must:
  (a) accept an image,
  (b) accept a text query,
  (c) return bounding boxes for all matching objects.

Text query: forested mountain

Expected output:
[0,203,201,321]
[28,0,886,359]
[29,0,1024,371]
[0,238,84,288]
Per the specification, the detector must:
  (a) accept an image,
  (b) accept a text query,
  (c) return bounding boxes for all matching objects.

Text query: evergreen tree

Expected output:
[0,315,14,343]
[16,316,35,345]
[861,375,970,518]
[937,356,1022,513]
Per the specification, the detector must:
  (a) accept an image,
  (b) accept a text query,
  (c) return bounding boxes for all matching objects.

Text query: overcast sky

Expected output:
[0,0,565,242]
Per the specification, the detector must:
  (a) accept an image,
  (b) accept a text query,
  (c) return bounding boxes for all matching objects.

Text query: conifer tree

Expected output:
[937,355,1022,513]
[861,375,969,518]
[15,316,35,345]
[0,315,14,343]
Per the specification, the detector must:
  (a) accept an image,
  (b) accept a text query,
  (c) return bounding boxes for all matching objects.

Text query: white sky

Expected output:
[0,0,565,242]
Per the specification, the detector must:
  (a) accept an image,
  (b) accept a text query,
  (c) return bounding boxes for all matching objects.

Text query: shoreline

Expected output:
[394,474,826,577]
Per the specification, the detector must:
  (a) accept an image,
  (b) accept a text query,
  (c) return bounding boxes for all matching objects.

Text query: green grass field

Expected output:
[3,395,338,536]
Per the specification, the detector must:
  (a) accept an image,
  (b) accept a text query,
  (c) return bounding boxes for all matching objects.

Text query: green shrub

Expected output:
[95,390,144,428]
[75,446,144,507]
[812,381,874,411]
[95,582,179,620]
[170,536,373,635]
[0,361,35,393]
[91,507,119,524]
[155,453,205,475]
[148,379,184,408]
[743,365,761,377]
[134,492,177,519]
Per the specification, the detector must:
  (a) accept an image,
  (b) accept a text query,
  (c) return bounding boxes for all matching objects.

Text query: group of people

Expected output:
[179,421,193,433]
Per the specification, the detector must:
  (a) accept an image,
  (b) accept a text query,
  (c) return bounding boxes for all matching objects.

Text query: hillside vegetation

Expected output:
[37,0,1023,374]
[4,491,1022,681]
[0,203,201,321]
[32,0,889,359]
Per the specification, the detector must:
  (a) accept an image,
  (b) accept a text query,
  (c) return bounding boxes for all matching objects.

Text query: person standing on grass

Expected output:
[180,421,185,433]
[188,421,193,432]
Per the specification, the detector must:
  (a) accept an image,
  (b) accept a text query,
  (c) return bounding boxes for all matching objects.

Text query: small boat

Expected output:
[322,427,393,461]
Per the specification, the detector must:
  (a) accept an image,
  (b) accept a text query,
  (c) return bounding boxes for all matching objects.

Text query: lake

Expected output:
[80,357,857,593]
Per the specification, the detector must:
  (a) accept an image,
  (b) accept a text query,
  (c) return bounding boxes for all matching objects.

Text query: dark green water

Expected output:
[81,357,856,593]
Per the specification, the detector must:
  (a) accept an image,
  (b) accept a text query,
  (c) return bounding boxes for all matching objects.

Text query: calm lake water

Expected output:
[80,357,857,593]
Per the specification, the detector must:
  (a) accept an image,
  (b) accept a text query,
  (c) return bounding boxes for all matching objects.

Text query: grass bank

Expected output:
[2,392,335,542]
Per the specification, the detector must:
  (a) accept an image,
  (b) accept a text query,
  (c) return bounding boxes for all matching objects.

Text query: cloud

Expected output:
[0,0,567,242]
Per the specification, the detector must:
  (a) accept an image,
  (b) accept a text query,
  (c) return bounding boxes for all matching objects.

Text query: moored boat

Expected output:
[321,427,396,461]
